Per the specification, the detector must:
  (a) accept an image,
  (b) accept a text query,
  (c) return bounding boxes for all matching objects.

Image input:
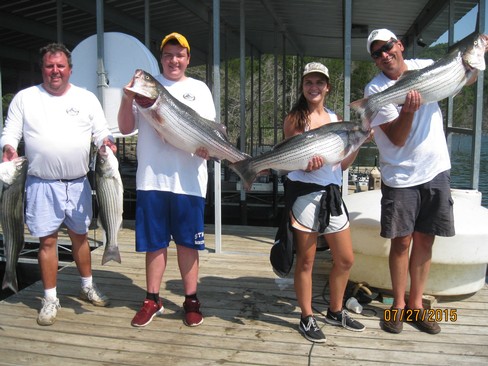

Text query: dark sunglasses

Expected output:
[371,39,397,59]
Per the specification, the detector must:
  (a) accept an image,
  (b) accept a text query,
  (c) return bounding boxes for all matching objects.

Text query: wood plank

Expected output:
[1,224,487,365]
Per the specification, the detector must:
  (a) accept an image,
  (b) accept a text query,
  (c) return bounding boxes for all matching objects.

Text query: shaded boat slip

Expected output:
[0,223,487,365]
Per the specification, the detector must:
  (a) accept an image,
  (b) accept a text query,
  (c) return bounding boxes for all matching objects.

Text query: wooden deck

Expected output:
[0,223,487,365]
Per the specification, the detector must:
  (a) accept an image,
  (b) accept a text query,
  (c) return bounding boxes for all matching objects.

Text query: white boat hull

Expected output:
[344,189,488,296]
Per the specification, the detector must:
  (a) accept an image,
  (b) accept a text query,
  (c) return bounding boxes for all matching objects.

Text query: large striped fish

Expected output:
[350,33,487,126]
[228,122,370,191]
[125,69,250,163]
[0,157,28,293]
[95,147,123,265]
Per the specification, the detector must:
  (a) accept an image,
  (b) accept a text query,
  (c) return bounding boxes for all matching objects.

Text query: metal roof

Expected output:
[0,0,480,94]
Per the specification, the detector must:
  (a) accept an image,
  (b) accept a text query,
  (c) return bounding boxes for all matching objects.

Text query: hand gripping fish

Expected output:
[350,33,488,127]
[0,157,28,293]
[95,146,123,265]
[125,69,250,163]
[228,122,370,191]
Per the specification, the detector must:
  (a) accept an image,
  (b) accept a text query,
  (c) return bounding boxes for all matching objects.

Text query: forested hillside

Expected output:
[187,42,487,155]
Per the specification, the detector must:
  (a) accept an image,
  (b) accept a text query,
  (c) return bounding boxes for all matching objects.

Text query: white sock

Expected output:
[44,287,57,301]
[81,276,93,288]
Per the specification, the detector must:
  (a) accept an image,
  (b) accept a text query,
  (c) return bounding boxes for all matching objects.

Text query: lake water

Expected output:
[354,133,488,208]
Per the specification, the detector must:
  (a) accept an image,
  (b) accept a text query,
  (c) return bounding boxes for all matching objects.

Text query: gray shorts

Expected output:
[291,191,349,234]
[380,170,455,238]
[25,175,92,237]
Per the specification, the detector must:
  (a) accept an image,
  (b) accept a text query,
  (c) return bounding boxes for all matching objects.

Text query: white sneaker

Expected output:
[37,297,61,326]
[80,283,110,307]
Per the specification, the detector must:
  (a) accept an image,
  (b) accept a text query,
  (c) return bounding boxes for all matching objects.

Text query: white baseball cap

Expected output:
[366,29,398,53]
[302,62,329,79]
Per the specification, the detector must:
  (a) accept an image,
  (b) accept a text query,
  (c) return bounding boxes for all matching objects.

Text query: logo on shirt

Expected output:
[183,93,195,101]
[66,107,79,116]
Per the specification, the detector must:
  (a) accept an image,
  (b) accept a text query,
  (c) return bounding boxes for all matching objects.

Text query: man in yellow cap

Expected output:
[118,32,216,328]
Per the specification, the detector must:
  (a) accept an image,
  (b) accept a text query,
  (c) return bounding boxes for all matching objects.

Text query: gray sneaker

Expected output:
[299,315,327,343]
[37,297,61,326]
[80,284,110,307]
[325,309,365,332]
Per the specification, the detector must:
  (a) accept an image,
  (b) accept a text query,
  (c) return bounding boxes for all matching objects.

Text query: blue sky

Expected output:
[433,4,486,45]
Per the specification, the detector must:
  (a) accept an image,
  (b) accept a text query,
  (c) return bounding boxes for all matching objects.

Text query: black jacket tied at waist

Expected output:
[285,179,345,232]
[270,178,347,278]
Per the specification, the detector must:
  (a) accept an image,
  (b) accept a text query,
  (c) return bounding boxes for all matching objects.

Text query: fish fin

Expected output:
[349,98,367,115]
[272,138,291,150]
[228,159,258,191]
[154,130,169,144]
[102,246,122,265]
[96,218,108,244]
[397,70,417,80]
[272,169,291,177]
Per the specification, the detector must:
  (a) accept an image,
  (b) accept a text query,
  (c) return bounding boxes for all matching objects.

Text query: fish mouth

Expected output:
[134,93,156,108]
[123,85,157,108]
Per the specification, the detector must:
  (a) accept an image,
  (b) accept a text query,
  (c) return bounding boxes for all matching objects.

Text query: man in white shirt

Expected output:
[1,43,116,326]
[364,29,455,335]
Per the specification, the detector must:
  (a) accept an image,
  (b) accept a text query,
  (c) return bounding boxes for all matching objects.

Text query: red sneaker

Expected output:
[183,298,203,327]
[131,298,164,327]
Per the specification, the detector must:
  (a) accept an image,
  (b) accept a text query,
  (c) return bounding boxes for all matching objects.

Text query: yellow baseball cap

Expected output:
[160,32,190,52]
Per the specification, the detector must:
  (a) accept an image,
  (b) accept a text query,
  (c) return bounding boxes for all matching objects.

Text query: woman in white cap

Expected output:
[283,62,367,343]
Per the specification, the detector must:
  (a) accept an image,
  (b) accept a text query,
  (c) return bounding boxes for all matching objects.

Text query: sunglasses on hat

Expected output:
[371,39,397,59]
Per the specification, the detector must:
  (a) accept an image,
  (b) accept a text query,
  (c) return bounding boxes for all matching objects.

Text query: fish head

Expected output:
[462,34,487,71]
[96,146,119,178]
[0,157,28,186]
[124,69,160,108]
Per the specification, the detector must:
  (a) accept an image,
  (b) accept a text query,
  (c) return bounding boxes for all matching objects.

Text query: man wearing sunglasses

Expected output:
[362,29,456,335]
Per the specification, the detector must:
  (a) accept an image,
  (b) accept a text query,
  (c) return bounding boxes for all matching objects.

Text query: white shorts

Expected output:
[25,175,92,237]
[291,191,349,234]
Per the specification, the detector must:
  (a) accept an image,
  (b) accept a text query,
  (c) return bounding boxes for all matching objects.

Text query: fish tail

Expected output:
[102,246,122,265]
[2,269,19,293]
[228,159,258,191]
[350,98,375,131]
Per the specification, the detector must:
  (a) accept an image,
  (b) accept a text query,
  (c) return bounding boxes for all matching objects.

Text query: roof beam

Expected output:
[176,0,211,21]
[62,0,164,39]
[403,0,449,47]
[259,0,303,55]
[0,10,81,45]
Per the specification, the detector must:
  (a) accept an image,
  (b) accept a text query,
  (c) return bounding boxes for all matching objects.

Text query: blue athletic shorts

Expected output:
[25,175,92,237]
[135,190,205,252]
[380,170,455,238]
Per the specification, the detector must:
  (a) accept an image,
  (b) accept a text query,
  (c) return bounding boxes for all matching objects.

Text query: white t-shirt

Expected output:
[364,59,451,188]
[288,109,343,186]
[1,84,112,180]
[134,74,216,198]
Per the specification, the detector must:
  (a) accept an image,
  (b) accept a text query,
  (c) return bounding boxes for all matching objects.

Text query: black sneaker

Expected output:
[298,315,326,343]
[325,309,365,332]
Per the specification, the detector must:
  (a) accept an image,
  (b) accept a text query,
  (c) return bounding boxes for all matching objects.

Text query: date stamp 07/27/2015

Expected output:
[383,308,458,322]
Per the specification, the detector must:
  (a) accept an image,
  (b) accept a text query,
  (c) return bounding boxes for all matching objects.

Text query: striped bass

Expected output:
[125,69,250,163]
[0,157,28,293]
[228,122,370,190]
[350,33,488,126]
[95,147,123,265]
